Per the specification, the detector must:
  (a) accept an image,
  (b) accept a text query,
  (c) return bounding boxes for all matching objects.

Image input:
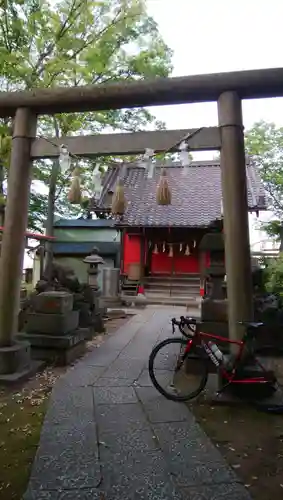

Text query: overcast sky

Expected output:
[144,0,283,249]
[147,0,283,131]
[26,1,282,267]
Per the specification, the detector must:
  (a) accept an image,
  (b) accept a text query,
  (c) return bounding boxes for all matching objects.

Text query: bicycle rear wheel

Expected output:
[148,337,208,402]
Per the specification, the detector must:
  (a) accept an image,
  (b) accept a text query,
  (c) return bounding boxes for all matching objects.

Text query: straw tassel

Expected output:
[68,167,82,204]
[168,244,173,257]
[153,244,158,254]
[111,179,126,215]
[162,242,166,253]
[185,244,190,256]
[156,168,171,205]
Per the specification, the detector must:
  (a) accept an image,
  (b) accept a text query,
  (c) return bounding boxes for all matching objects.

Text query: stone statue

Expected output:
[19,262,97,331]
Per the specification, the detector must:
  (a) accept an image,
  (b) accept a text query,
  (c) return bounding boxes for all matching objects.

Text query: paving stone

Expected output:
[93,377,132,387]
[24,308,250,500]
[181,482,252,499]
[23,488,101,500]
[60,365,106,387]
[28,422,101,491]
[99,427,159,454]
[135,387,193,423]
[82,346,121,366]
[134,368,175,388]
[93,386,139,404]
[152,421,221,457]
[96,403,149,432]
[119,343,156,360]
[98,451,184,500]
[133,369,153,387]
[44,385,94,425]
[153,422,239,487]
[101,357,145,380]
[103,334,133,350]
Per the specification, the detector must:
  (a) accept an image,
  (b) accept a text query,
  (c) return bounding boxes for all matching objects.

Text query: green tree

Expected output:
[245,120,283,248]
[0,0,173,233]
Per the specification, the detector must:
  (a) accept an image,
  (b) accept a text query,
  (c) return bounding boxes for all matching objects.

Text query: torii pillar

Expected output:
[0,108,37,348]
[217,92,254,342]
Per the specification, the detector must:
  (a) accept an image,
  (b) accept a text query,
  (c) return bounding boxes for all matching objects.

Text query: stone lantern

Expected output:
[83,246,105,293]
[199,231,228,326]
[83,246,105,333]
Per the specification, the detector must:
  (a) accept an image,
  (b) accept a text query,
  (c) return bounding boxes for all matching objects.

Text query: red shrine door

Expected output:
[174,253,199,274]
[150,246,199,274]
[151,251,173,274]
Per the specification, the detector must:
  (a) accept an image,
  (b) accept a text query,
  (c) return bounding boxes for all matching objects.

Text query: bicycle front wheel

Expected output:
[148,337,208,402]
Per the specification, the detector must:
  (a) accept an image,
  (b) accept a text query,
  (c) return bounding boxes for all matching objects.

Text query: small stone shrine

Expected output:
[17,290,86,365]
[199,231,229,341]
[18,260,106,365]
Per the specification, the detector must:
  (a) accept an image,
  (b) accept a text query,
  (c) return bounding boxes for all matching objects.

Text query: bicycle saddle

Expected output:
[238,321,263,329]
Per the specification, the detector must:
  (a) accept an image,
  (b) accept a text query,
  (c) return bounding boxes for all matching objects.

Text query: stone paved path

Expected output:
[24,309,252,500]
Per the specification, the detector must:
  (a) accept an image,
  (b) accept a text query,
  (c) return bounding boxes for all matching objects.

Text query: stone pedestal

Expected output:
[0,340,43,384]
[92,290,106,334]
[20,291,87,366]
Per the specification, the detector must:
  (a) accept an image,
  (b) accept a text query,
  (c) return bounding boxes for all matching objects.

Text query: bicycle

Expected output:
[148,316,279,403]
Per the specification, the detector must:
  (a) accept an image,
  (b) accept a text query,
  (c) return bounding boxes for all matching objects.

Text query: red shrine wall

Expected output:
[122,231,211,276]
[122,233,141,274]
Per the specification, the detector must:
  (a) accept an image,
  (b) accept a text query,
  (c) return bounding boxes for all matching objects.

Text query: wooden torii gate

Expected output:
[1,67,283,348]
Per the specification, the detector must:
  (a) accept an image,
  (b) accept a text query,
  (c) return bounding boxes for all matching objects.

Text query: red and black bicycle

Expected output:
[148,316,279,403]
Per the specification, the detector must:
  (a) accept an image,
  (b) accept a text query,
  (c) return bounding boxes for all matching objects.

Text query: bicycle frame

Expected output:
[183,328,271,386]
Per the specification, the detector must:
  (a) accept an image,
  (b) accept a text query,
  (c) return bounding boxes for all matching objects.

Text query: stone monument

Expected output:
[17,290,86,365]
[199,231,229,342]
[17,260,106,364]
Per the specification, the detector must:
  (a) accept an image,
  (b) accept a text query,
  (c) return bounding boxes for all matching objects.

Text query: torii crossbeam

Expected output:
[0,66,279,348]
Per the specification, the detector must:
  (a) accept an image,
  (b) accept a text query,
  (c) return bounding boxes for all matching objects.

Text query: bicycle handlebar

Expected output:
[171,316,197,335]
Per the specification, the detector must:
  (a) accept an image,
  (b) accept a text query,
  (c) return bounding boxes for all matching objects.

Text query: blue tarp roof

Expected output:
[53,241,120,255]
[54,218,116,228]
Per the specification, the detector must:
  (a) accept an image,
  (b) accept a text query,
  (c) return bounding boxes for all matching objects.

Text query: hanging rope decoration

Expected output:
[153,243,158,254]
[179,141,191,175]
[111,179,126,215]
[142,148,155,178]
[68,167,82,204]
[168,244,173,257]
[156,168,172,205]
[185,244,190,256]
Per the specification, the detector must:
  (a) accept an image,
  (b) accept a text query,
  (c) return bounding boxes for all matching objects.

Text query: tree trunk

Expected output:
[43,158,59,281]
[280,225,283,252]
[43,118,60,281]
[0,162,5,227]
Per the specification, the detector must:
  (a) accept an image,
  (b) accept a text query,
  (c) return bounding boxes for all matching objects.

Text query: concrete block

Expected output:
[17,328,87,349]
[31,291,73,314]
[25,310,79,335]
[0,340,45,385]
[201,298,228,322]
[0,360,44,385]
[0,340,30,375]
[17,329,87,366]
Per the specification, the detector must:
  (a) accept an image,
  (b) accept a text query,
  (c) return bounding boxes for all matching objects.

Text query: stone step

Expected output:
[146,296,201,306]
[144,283,200,292]
[145,292,200,300]
[144,274,200,283]
[145,293,201,304]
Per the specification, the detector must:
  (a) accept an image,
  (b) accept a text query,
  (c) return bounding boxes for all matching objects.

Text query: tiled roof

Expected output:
[98,159,266,228]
